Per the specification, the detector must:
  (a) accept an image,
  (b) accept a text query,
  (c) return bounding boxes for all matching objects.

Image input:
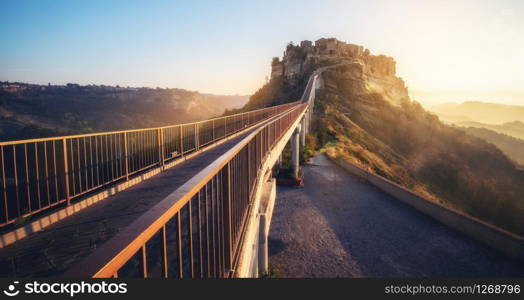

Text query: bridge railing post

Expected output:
[161,225,168,278]
[124,132,129,180]
[62,138,71,206]
[212,119,215,142]
[223,162,233,276]
[224,117,227,137]
[194,123,199,151]
[180,126,184,157]
[157,128,164,167]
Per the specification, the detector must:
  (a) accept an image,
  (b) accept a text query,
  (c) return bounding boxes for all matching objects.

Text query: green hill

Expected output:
[456,120,524,141]
[0,82,248,142]
[461,126,524,166]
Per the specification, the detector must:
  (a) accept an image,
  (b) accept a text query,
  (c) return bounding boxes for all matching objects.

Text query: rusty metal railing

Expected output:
[0,101,299,227]
[67,101,309,278]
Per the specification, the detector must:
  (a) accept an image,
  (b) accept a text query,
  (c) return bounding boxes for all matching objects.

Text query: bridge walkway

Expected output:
[0,111,288,277]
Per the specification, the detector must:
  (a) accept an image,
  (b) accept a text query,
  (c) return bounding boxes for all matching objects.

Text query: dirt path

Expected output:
[268,153,524,277]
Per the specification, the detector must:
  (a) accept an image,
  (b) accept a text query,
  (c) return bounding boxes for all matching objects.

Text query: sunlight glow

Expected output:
[0,0,523,104]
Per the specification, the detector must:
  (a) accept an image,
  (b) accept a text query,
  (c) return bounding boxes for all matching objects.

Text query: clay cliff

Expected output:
[270,38,408,105]
[241,38,524,236]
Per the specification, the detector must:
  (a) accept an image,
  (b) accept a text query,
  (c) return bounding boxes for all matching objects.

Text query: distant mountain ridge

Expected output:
[0,81,248,141]
[461,127,524,166]
[456,120,524,141]
[427,101,524,125]
[425,101,524,164]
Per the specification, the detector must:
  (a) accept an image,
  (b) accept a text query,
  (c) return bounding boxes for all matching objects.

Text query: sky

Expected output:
[1,0,523,105]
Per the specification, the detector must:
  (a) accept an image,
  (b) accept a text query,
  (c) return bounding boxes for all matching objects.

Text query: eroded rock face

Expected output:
[270,38,409,105]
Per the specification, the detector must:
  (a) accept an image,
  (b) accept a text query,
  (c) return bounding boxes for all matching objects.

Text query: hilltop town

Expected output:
[268,39,409,107]
[272,38,396,81]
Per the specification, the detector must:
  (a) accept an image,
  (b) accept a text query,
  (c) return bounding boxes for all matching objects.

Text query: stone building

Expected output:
[300,40,313,52]
[315,38,339,55]
[271,57,284,78]
[270,38,397,82]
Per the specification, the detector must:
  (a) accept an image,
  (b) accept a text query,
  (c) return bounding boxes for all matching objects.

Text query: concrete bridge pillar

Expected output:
[258,214,268,274]
[303,113,308,135]
[291,124,301,179]
[300,117,306,147]
[308,108,312,133]
[306,111,310,133]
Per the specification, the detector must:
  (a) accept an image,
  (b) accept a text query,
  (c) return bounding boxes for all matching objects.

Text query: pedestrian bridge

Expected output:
[1,71,523,278]
[0,73,319,278]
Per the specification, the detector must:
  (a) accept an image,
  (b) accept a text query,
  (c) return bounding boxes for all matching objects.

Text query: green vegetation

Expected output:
[462,127,524,166]
[233,67,311,113]
[302,133,317,162]
[276,144,304,179]
[260,264,286,278]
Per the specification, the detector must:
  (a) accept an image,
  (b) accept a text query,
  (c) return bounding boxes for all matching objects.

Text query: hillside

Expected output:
[455,121,524,141]
[0,82,248,141]
[461,127,524,166]
[424,102,524,162]
[241,38,524,236]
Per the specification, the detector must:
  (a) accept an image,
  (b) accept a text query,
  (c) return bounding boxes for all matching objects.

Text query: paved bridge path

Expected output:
[0,117,279,277]
[269,153,524,277]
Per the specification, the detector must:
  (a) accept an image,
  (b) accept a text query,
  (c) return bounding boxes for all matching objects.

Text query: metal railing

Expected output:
[68,102,309,278]
[0,101,299,227]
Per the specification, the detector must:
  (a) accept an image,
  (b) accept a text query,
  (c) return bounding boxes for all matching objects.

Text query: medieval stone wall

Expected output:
[270,38,397,83]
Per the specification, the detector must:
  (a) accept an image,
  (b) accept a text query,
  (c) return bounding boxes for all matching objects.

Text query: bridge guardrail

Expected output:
[68,101,310,278]
[0,101,299,227]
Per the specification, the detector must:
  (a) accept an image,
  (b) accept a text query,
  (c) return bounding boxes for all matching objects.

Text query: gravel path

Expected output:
[268,153,524,277]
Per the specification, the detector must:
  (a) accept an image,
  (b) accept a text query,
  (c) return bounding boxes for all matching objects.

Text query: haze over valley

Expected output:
[0,81,248,141]
[421,101,524,165]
